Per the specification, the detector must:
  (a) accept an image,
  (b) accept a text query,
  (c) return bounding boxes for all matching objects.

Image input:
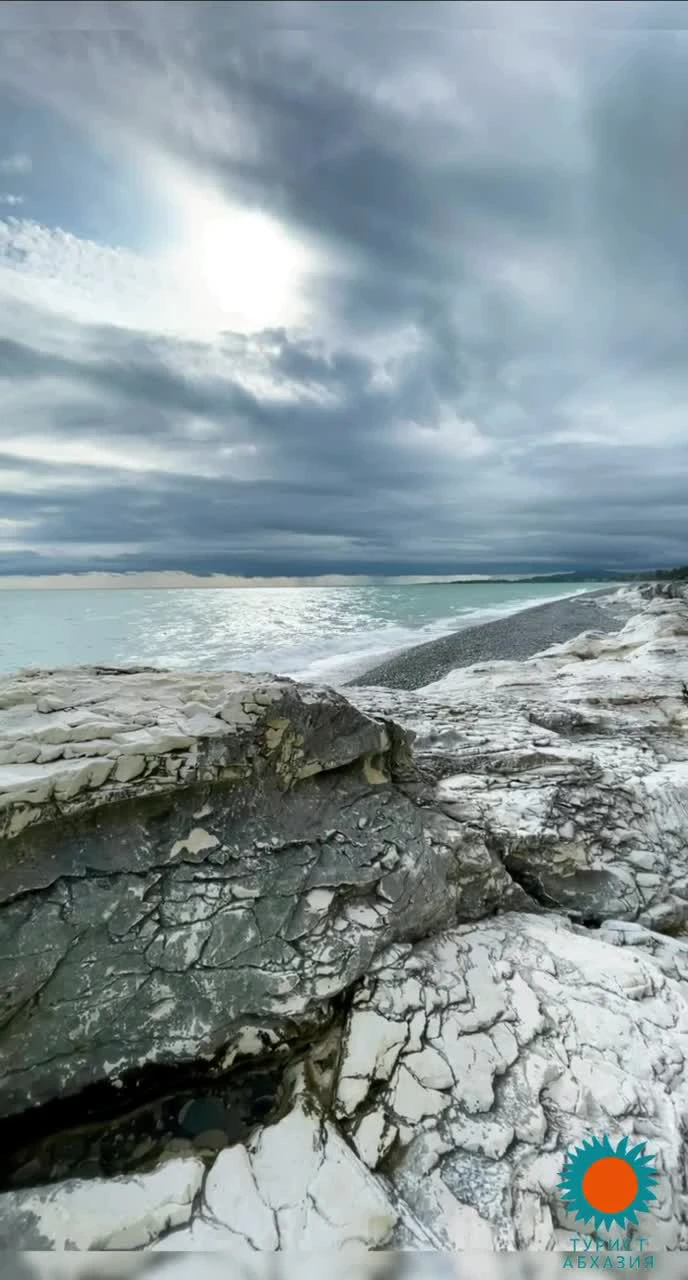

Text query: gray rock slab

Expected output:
[0,669,521,1117]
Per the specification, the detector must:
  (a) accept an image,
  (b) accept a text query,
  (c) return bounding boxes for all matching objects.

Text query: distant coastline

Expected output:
[0,571,479,591]
[449,574,619,585]
[0,570,632,591]
[0,566,680,590]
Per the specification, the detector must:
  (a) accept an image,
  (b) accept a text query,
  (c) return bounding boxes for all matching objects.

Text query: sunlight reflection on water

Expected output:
[0,582,606,681]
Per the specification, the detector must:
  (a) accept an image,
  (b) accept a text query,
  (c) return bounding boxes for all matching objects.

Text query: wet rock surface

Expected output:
[2,587,688,1253]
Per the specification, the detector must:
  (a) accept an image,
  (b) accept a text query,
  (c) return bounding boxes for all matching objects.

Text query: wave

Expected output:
[282,586,596,685]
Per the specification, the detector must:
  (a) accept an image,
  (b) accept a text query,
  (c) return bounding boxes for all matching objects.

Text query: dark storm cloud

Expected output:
[2,1,688,574]
[0,333,261,423]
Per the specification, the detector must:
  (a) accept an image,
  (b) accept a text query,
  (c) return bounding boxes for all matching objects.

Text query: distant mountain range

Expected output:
[450,567,688,584]
[449,571,620,584]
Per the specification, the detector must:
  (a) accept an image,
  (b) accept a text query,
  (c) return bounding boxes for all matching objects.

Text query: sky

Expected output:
[1,0,688,579]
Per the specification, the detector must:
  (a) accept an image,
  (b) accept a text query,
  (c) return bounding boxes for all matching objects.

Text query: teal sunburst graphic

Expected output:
[558,1134,658,1231]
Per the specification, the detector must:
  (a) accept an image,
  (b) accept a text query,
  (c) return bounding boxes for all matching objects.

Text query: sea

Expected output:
[0,580,614,685]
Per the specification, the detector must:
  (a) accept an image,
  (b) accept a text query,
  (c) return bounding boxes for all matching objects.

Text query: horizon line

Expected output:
[0,568,631,590]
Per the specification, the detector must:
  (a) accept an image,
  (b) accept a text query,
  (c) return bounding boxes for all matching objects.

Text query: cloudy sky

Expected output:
[1,0,688,578]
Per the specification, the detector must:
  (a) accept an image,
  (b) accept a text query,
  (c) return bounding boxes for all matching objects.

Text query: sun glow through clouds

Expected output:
[156,174,319,336]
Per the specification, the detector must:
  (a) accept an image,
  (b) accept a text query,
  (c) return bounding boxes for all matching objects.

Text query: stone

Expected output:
[331,911,688,1251]
[348,585,688,931]
[155,1098,427,1252]
[0,1156,204,1249]
[4,586,688,1257]
[0,669,521,1119]
[192,1129,228,1152]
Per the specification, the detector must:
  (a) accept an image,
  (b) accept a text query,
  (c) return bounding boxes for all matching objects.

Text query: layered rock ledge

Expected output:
[1,586,688,1253]
[0,668,523,1124]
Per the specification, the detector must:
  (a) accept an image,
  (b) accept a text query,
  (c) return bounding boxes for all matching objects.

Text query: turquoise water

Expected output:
[0,580,615,683]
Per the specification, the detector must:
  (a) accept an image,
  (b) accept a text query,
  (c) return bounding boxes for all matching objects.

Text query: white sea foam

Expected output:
[284,587,598,685]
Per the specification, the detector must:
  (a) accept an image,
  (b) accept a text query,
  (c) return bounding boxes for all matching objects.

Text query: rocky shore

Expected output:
[348,586,633,690]
[1,584,688,1256]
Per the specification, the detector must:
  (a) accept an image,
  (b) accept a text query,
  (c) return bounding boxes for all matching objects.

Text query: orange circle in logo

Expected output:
[582,1156,639,1214]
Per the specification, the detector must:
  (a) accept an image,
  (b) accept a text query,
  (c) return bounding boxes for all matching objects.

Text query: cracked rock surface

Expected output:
[332,911,688,1250]
[3,910,688,1252]
[348,587,688,931]
[0,1155,205,1249]
[152,1090,428,1252]
[2,586,688,1254]
[0,1095,418,1253]
[0,669,518,1118]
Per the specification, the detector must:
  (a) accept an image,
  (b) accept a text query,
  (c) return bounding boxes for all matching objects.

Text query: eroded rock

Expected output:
[348,588,688,930]
[6,910,688,1253]
[0,669,521,1119]
[3,590,688,1256]
[0,1095,430,1253]
[0,1156,204,1249]
[153,1096,425,1252]
[331,911,688,1251]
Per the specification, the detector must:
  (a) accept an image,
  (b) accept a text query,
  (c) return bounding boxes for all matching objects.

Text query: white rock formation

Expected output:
[349,587,688,931]
[3,907,688,1253]
[154,1097,425,1252]
[0,668,391,840]
[0,1156,204,1249]
[2,587,688,1256]
[333,910,688,1251]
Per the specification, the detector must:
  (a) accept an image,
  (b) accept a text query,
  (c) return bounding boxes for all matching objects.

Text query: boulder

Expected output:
[0,1156,204,1249]
[3,913,688,1253]
[3,589,688,1257]
[152,1094,430,1252]
[0,1098,419,1252]
[348,590,688,930]
[0,668,519,1118]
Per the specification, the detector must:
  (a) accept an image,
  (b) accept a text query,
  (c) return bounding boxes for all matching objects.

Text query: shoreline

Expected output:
[347,587,634,691]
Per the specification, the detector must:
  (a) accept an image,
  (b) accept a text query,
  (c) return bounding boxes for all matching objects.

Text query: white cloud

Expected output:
[0,217,173,331]
[401,408,495,461]
[0,165,326,339]
[0,151,31,175]
[0,0,686,577]
[0,465,107,494]
[0,516,34,540]
[0,427,238,479]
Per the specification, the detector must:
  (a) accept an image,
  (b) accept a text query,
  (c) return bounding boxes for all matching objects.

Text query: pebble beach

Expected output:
[348,587,633,690]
